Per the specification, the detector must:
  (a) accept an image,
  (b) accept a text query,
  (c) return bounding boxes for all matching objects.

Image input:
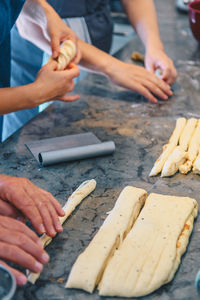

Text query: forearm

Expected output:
[121,0,164,51]
[0,83,44,114]
[78,39,121,77]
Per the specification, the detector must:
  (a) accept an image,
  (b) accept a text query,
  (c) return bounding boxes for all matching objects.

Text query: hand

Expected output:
[35,60,80,103]
[43,2,81,63]
[0,216,49,285]
[0,175,65,237]
[107,60,173,103]
[145,48,177,85]
[0,199,26,222]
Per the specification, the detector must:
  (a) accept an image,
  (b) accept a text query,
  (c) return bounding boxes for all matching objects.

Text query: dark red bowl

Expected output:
[188,1,200,43]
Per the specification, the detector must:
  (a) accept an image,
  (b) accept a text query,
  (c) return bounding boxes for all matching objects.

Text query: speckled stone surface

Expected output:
[1,0,200,299]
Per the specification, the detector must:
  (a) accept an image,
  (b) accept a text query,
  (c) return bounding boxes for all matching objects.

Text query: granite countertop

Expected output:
[1,0,200,299]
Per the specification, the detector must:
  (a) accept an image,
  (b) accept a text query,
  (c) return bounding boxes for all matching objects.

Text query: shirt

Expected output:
[0,0,25,141]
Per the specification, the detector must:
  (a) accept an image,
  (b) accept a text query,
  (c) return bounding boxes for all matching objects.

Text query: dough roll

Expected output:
[66,186,147,293]
[99,193,198,297]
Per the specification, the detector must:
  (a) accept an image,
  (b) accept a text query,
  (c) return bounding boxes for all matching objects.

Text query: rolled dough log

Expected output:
[99,193,198,297]
[179,120,200,174]
[149,143,175,176]
[66,187,147,293]
[193,152,200,174]
[49,40,76,70]
[179,118,197,151]
[161,146,188,177]
[149,118,186,177]
[169,117,187,145]
[27,179,96,284]
[179,160,192,175]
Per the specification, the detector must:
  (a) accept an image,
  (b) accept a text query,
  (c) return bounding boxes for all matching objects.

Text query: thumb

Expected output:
[58,94,80,102]
[51,35,60,58]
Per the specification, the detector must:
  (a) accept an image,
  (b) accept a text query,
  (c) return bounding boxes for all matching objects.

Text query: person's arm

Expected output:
[0,216,49,285]
[120,0,177,84]
[33,0,81,61]
[0,61,80,114]
[78,39,172,103]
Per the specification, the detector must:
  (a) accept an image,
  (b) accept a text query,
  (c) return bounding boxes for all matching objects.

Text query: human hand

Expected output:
[0,216,49,285]
[0,199,26,222]
[0,175,65,237]
[43,2,81,63]
[107,60,173,103]
[35,60,80,103]
[145,48,177,85]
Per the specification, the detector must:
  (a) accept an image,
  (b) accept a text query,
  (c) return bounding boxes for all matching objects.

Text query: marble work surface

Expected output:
[1,0,200,299]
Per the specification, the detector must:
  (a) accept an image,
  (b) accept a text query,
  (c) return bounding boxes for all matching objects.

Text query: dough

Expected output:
[50,40,76,70]
[161,146,188,177]
[99,193,198,297]
[27,179,96,284]
[149,143,175,176]
[66,187,147,293]
[193,152,200,174]
[149,118,186,177]
[179,160,192,174]
[179,118,197,151]
[169,118,187,145]
[179,120,200,174]
[188,120,200,162]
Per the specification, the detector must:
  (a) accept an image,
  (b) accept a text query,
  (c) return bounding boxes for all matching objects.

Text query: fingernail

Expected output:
[41,253,49,264]
[39,224,45,233]
[35,262,43,273]
[18,275,27,286]
[50,226,57,236]
[53,51,58,58]
[61,209,65,215]
[56,223,63,232]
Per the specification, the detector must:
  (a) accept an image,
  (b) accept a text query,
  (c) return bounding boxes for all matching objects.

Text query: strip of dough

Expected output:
[49,40,76,70]
[179,120,200,174]
[149,118,186,177]
[168,117,187,145]
[99,193,198,298]
[27,179,96,284]
[161,146,188,177]
[149,143,176,176]
[66,187,147,293]
[179,118,197,151]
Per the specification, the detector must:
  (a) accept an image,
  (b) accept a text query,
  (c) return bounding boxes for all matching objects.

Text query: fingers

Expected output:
[162,66,177,85]
[40,190,65,217]
[51,35,60,58]
[25,186,63,237]
[0,199,24,220]
[59,94,80,102]
[0,227,49,265]
[0,242,44,274]
[65,63,80,77]
[133,82,158,103]
[10,189,45,235]
[0,260,27,286]
[0,216,40,244]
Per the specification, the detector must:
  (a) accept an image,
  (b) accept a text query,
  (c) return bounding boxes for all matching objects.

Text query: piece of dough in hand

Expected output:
[50,40,76,70]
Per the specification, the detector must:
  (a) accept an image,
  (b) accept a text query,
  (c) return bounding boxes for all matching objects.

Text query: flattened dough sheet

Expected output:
[66,186,147,293]
[99,193,198,297]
